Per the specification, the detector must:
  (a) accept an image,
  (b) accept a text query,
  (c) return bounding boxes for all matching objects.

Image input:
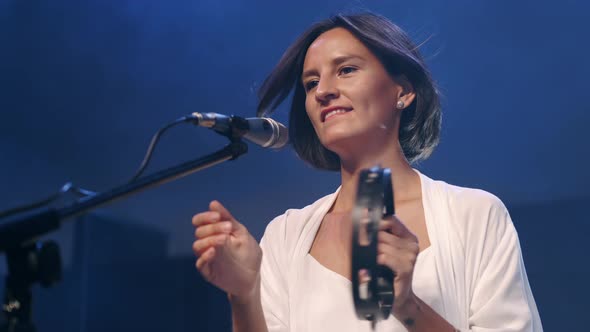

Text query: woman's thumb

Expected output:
[209,200,237,225]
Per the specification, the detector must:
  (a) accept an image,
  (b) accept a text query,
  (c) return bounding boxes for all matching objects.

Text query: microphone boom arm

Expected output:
[0,140,248,252]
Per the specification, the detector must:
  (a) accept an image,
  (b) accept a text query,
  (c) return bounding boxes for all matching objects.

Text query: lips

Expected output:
[321,106,353,122]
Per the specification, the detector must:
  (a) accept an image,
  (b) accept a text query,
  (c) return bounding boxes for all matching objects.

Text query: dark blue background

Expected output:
[1,1,588,331]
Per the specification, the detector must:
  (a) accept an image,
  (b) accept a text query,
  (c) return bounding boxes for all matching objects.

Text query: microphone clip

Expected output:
[189,112,246,140]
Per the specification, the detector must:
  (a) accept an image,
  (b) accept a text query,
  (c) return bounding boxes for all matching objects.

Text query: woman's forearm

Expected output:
[394,293,459,332]
[229,283,269,332]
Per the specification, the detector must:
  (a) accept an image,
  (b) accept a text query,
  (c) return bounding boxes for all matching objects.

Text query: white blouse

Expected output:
[301,247,439,331]
[259,170,542,332]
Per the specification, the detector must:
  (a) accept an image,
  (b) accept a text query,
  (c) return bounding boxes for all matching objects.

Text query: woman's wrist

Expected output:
[227,275,261,306]
[228,292,257,306]
[392,291,421,324]
[392,292,460,332]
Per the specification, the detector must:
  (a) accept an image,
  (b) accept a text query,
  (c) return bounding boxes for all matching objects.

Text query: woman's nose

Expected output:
[315,78,339,103]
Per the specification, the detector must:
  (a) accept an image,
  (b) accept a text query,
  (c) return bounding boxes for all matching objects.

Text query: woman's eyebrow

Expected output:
[332,54,365,66]
[301,68,319,82]
[302,55,365,81]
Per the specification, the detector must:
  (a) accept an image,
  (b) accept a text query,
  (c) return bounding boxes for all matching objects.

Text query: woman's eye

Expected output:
[339,66,357,75]
[305,80,318,91]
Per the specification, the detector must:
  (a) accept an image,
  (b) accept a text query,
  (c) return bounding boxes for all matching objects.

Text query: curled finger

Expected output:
[194,221,232,239]
[377,229,402,247]
[196,247,216,278]
[379,216,417,241]
[192,211,220,227]
[192,234,228,256]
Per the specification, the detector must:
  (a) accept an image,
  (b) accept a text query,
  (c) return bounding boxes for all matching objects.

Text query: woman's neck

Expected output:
[330,143,420,213]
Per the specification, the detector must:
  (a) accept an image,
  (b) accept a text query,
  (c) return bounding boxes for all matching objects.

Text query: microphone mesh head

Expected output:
[273,120,289,149]
[264,118,289,149]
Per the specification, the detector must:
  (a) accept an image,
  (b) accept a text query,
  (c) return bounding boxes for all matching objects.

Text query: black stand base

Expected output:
[1,242,61,332]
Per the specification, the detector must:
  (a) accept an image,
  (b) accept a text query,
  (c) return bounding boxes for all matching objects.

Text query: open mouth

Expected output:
[322,108,353,122]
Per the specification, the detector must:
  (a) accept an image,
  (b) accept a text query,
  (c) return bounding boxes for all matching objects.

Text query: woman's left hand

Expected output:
[377,215,420,316]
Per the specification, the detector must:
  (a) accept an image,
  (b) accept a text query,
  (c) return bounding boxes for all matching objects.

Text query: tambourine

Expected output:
[351,166,395,323]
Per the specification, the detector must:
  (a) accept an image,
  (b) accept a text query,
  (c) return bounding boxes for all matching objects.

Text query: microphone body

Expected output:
[190,112,289,149]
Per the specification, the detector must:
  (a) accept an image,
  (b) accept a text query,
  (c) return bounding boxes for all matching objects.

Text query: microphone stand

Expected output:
[0,135,248,332]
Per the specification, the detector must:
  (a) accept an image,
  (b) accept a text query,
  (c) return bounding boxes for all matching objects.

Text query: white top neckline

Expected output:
[305,245,434,285]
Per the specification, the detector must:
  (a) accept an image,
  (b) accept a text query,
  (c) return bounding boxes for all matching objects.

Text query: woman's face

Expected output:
[302,28,408,158]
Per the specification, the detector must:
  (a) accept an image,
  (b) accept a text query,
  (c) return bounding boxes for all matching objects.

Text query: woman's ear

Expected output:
[394,75,416,109]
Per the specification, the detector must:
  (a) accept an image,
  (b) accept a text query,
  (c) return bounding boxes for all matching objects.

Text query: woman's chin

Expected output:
[320,130,397,162]
[320,135,363,157]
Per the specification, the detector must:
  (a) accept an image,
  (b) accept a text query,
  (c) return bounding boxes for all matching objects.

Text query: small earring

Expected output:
[396,100,405,109]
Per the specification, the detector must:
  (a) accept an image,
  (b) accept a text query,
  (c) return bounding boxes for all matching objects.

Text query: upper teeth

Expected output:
[324,109,348,121]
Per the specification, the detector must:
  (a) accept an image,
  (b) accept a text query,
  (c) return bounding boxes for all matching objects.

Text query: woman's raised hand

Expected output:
[192,200,262,299]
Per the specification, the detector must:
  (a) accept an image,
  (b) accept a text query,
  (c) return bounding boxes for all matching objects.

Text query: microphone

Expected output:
[189,112,289,149]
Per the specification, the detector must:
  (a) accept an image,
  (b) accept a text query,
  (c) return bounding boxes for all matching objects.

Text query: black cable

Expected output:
[129,115,195,182]
[0,115,195,220]
[0,183,96,219]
